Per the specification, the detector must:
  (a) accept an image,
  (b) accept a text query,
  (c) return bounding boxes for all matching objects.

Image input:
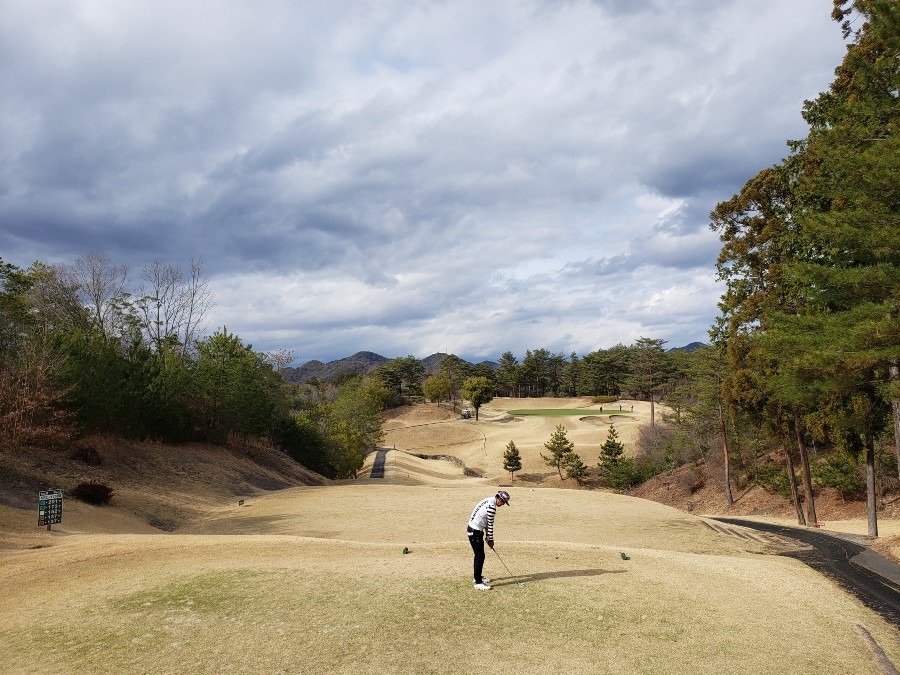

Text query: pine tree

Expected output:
[541,424,574,479]
[502,440,522,481]
[563,452,588,482]
[599,424,625,468]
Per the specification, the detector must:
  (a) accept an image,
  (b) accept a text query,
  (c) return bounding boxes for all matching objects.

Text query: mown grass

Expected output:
[1,535,895,675]
[507,408,623,416]
[1,485,898,674]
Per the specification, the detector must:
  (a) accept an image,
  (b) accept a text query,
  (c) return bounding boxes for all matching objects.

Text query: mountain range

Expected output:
[281,343,707,384]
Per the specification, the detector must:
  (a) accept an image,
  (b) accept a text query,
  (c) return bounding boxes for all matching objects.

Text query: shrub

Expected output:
[755,459,796,500]
[813,451,865,499]
[70,446,104,466]
[70,481,114,505]
[606,457,658,491]
[591,395,617,404]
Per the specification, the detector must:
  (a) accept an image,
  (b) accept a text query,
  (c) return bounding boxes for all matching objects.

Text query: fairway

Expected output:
[1,399,898,674]
[507,408,620,416]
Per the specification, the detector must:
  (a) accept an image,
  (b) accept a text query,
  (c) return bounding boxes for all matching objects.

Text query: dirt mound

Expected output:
[384,403,455,428]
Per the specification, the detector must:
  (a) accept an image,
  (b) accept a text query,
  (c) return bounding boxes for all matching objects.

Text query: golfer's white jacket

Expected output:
[468,497,497,541]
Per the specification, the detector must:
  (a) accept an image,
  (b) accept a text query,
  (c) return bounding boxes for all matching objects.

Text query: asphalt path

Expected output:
[712,517,900,626]
[369,449,387,478]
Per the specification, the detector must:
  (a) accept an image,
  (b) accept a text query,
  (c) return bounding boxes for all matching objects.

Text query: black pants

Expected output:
[467,526,485,583]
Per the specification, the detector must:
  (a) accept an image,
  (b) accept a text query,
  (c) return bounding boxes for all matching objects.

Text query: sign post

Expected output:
[38,489,63,531]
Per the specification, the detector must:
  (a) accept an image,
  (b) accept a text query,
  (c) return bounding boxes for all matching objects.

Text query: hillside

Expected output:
[629,459,900,563]
[0,436,328,549]
[281,350,500,384]
[281,350,389,383]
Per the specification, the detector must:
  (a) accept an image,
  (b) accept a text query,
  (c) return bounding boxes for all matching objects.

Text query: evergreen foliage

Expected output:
[563,452,588,482]
[541,424,575,479]
[710,1,900,533]
[423,373,452,406]
[502,440,522,480]
[598,425,625,467]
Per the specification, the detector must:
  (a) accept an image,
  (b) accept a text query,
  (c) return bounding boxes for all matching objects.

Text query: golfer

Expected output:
[466,490,510,590]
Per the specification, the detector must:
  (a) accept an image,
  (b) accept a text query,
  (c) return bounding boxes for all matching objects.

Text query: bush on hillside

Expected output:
[813,451,865,500]
[591,395,617,405]
[606,457,658,491]
[755,459,796,500]
[70,481,114,505]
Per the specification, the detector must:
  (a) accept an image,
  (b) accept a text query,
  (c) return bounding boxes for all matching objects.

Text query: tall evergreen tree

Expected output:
[711,0,899,534]
[778,0,900,534]
[628,337,671,426]
[495,351,521,397]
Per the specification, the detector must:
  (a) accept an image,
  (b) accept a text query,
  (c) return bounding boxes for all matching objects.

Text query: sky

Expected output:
[1,0,851,365]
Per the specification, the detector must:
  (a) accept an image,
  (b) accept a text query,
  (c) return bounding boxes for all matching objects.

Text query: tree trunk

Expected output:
[718,403,734,507]
[784,444,806,526]
[793,421,818,527]
[891,360,900,480]
[650,392,655,427]
[865,434,878,537]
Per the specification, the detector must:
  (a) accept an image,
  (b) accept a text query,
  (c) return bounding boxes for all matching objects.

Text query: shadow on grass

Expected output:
[491,568,626,586]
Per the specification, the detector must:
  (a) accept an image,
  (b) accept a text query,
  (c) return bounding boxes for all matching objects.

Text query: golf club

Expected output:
[492,547,526,586]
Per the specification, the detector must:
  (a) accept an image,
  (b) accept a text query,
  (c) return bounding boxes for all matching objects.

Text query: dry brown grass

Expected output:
[0,401,898,674]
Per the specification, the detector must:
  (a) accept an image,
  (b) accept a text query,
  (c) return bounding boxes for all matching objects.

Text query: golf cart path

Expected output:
[711,517,900,625]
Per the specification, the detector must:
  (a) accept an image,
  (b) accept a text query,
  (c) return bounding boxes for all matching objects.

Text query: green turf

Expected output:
[506,408,626,416]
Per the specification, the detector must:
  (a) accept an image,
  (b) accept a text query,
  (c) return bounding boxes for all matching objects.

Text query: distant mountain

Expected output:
[668,342,707,353]
[283,345,713,385]
[282,351,388,384]
[282,351,495,384]
[420,352,449,374]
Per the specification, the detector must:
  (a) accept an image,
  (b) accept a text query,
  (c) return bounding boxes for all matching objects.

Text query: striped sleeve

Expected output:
[485,503,496,540]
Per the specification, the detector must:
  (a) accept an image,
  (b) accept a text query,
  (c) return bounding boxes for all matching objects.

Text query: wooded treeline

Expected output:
[708,0,899,534]
[0,252,387,478]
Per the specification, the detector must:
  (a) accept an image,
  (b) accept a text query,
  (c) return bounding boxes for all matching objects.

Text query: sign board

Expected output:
[38,489,63,529]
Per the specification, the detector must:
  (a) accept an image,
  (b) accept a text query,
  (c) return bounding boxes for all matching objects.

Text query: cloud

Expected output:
[0,0,848,363]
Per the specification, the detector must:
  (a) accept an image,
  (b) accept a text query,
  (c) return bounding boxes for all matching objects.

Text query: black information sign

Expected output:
[38,489,63,529]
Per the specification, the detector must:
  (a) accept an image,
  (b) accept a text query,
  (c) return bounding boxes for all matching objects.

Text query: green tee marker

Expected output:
[620,552,630,560]
[402,547,409,554]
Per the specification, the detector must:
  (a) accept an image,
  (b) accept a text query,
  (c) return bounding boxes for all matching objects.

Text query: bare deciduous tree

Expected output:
[65,251,128,338]
[138,258,214,356]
